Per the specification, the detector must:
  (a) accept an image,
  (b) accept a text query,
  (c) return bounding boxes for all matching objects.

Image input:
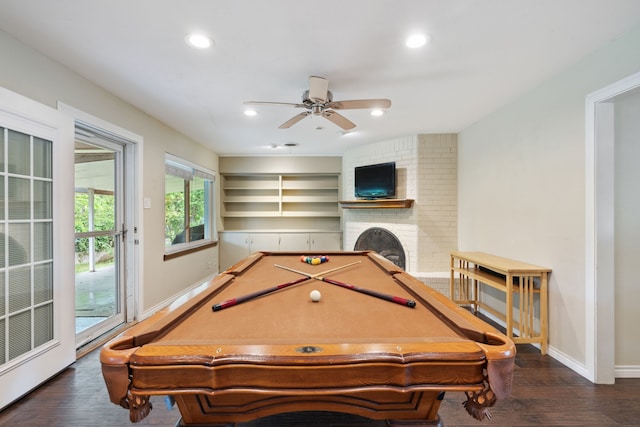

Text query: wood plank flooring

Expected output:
[1,344,639,426]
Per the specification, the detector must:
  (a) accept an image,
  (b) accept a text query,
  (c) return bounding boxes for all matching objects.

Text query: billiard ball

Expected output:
[309,290,321,302]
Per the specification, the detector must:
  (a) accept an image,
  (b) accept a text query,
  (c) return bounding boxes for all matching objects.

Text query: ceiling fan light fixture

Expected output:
[371,109,384,117]
[244,75,390,130]
[186,33,213,49]
[406,33,429,49]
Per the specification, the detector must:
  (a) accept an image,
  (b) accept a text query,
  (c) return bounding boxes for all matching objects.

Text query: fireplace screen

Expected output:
[354,227,405,270]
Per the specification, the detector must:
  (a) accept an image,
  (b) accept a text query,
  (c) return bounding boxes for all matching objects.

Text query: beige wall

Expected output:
[457,23,640,373]
[0,30,219,315]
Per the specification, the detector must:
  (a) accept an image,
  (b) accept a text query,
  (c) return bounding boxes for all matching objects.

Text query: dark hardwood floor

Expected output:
[1,344,639,426]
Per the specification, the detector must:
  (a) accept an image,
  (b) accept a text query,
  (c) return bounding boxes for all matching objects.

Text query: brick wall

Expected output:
[342,134,457,295]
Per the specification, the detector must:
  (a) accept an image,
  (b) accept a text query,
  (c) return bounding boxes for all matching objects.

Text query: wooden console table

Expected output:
[450,251,551,354]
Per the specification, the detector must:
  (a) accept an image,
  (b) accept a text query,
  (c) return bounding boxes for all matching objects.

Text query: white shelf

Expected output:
[221,173,340,223]
[281,195,338,203]
[224,196,280,203]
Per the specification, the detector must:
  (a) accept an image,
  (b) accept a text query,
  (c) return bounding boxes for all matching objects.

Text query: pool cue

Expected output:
[275,261,415,308]
[317,275,416,308]
[273,260,362,279]
[212,276,310,311]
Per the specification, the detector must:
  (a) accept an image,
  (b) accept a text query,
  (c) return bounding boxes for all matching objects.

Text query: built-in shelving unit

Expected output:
[338,199,414,209]
[218,157,343,271]
[222,174,340,226]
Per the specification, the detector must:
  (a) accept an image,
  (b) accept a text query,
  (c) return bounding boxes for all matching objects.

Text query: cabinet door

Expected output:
[219,232,251,271]
[279,233,311,251]
[248,233,280,252]
[309,233,342,251]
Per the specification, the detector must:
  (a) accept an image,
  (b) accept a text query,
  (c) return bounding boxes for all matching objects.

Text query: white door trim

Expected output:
[585,71,640,383]
[57,103,143,328]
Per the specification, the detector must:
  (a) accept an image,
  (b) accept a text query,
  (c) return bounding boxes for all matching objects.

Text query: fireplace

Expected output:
[354,227,406,270]
[342,133,458,276]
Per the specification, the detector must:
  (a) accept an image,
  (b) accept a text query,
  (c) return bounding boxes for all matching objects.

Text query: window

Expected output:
[164,154,216,257]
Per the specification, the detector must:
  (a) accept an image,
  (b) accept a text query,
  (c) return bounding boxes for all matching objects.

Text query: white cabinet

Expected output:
[278,233,311,251]
[219,232,280,271]
[278,232,342,252]
[309,232,342,251]
[219,232,342,271]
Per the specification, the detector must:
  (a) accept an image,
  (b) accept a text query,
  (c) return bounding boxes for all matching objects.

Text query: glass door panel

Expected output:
[0,128,55,363]
[74,139,124,343]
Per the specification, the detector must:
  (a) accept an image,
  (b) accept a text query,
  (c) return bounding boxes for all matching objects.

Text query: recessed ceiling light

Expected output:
[186,33,213,49]
[371,109,384,117]
[406,33,429,49]
[244,109,257,117]
[339,130,357,137]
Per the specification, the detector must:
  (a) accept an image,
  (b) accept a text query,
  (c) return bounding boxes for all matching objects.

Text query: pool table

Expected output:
[101,251,515,426]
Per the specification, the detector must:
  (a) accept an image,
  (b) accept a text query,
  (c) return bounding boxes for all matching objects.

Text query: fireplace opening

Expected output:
[354,227,405,270]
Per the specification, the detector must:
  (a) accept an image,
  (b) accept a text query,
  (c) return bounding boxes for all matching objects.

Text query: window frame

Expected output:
[163,153,217,260]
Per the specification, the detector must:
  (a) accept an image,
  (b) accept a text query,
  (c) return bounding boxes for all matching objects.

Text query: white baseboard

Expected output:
[615,365,640,378]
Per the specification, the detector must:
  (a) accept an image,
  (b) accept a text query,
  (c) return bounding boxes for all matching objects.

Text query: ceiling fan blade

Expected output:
[326,99,392,110]
[244,101,305,108]
[322,110,356,130]
[279,111,311,129]
[308,76,329,103]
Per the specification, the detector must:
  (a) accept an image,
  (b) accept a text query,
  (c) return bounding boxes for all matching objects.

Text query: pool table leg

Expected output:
[386,415,443,426]
[386,390,445,426]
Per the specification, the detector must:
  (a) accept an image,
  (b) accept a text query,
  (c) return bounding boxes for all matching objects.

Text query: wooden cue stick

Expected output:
[211,276,310,311]
[317,275,416,308]
[275,261,415,308]
[273,260,362,279]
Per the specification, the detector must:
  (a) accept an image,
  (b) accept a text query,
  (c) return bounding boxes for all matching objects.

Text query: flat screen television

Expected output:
[354,161,396,199]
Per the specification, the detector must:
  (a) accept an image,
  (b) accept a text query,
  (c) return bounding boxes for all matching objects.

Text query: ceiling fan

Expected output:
[244,76,391,130]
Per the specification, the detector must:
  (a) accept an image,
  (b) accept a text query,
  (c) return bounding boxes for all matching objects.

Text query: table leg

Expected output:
[449,255,455,301]
[540,272,548,355]
[505,274,513,342]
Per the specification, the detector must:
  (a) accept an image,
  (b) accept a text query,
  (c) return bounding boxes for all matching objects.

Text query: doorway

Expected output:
[586,71,640,383]
[63,107,141,349]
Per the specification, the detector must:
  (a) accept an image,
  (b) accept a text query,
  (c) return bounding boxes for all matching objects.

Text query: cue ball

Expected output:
[309,290,321,302]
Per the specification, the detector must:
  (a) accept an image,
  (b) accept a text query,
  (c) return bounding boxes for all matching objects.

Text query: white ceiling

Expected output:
[1,0,640,156]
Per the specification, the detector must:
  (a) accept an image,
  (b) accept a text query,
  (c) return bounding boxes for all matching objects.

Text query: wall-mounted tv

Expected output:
[354,161,396,199]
